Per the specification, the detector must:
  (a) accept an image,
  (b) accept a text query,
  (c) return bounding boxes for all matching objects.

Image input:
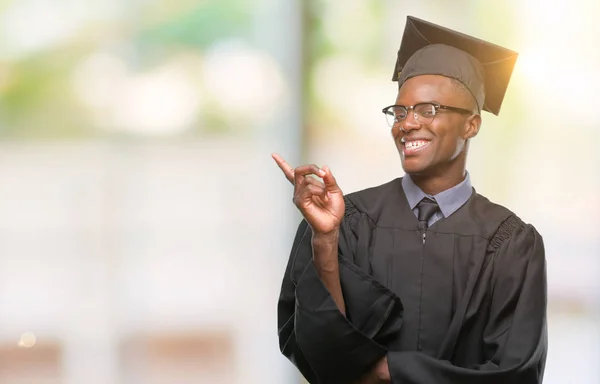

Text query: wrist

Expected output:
[376,356,390,381]
[311,229,339,267]
[312,228,339,245]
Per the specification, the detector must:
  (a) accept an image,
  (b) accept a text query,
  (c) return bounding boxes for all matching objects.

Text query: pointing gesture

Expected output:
[272,153,345,235]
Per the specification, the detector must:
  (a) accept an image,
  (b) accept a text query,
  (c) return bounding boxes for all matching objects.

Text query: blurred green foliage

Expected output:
[137,0,252,51]
[0,0,253,139]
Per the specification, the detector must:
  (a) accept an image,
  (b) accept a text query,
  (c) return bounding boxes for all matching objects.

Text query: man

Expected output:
[273,16,547,384]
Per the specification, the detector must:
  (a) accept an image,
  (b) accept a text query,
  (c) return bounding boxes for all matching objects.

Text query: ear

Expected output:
[463,114,481,139]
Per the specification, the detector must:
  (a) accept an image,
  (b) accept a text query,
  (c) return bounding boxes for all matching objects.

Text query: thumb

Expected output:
[322,166,341,193]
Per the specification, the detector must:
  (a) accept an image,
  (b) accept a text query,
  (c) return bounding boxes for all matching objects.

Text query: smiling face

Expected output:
[392,75,482,178]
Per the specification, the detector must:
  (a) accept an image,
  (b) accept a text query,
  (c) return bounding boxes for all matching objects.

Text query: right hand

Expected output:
[352,357,391,384]
[272,153,345,235]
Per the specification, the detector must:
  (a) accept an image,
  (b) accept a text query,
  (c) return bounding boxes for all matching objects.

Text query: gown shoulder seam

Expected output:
[489,215,522,250]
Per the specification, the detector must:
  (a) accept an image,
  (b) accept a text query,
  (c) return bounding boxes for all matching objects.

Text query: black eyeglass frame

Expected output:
[381,103,475,126]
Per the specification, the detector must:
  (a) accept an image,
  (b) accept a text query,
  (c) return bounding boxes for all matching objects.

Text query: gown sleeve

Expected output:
[387,220,548,384]
[277,200,403,384]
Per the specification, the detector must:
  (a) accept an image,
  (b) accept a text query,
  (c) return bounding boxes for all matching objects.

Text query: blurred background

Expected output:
[0,0,598,383]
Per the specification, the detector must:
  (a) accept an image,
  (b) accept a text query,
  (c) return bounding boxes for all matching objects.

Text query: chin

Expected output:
[401,163,427,176]
[397,144,437,175]
[400,156,431,175]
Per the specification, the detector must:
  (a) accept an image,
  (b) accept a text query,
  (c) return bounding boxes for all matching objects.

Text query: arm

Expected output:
[273,154,402,382]
[273,154,347,316]
[312,230,346,316]
[385,223,547,384]
[278,219,401,383]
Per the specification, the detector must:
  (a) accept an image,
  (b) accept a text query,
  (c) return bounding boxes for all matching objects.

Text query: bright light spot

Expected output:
[18,332,36,348]
[515,0,591,43]
[202,40,287,125]
[1,0,82,58]
[72,52,129,110]
[515,51,555,86]
[0,0,125,59]
[112,63,201,135]
[516,49,600,119]
[72,53,203,135]
[519,1,568,28]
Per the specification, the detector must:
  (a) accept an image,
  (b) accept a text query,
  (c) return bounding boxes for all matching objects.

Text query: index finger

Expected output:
[271,153,295,183]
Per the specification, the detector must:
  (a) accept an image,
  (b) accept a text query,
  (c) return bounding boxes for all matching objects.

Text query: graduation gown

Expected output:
[277,178,547,384]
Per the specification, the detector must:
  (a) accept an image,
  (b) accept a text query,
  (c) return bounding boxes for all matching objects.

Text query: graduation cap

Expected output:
[392,16,518,115]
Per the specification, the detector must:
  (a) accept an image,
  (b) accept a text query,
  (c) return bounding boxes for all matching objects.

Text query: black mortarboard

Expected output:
[392,16,518,115]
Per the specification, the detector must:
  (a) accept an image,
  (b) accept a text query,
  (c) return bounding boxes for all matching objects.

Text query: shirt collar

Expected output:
[402,172,473,218]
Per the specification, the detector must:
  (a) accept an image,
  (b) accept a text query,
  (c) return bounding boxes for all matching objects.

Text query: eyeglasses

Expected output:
[382,103,474,127]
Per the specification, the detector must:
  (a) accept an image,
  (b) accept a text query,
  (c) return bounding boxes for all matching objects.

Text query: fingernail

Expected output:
[327,192,332,199]
[319,169,326,177]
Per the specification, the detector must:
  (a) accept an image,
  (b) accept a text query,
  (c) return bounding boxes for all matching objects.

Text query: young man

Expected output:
[273,16,547,384]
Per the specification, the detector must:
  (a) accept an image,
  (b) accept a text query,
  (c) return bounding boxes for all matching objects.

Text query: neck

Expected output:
[410,170,466,196]
[408,155,467,195]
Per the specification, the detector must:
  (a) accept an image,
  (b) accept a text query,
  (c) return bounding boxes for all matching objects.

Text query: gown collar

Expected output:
[401,172,473,219]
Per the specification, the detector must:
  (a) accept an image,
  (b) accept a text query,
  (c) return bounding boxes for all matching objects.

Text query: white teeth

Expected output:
[406,140,428,149]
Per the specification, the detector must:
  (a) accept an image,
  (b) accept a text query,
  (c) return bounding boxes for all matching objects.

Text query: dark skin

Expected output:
[392,75,481,195]
[273,74,482,383]
[271,154,347,316]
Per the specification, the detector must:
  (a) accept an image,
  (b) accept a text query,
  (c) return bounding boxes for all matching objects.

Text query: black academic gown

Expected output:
[277,178,547,384]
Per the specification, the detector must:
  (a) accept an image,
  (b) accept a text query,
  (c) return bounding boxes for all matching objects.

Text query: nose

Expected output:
[401,110,421,132]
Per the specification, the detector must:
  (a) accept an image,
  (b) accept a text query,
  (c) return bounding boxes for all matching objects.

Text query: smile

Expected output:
[404,140,430,150]
[402,139,431,156]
